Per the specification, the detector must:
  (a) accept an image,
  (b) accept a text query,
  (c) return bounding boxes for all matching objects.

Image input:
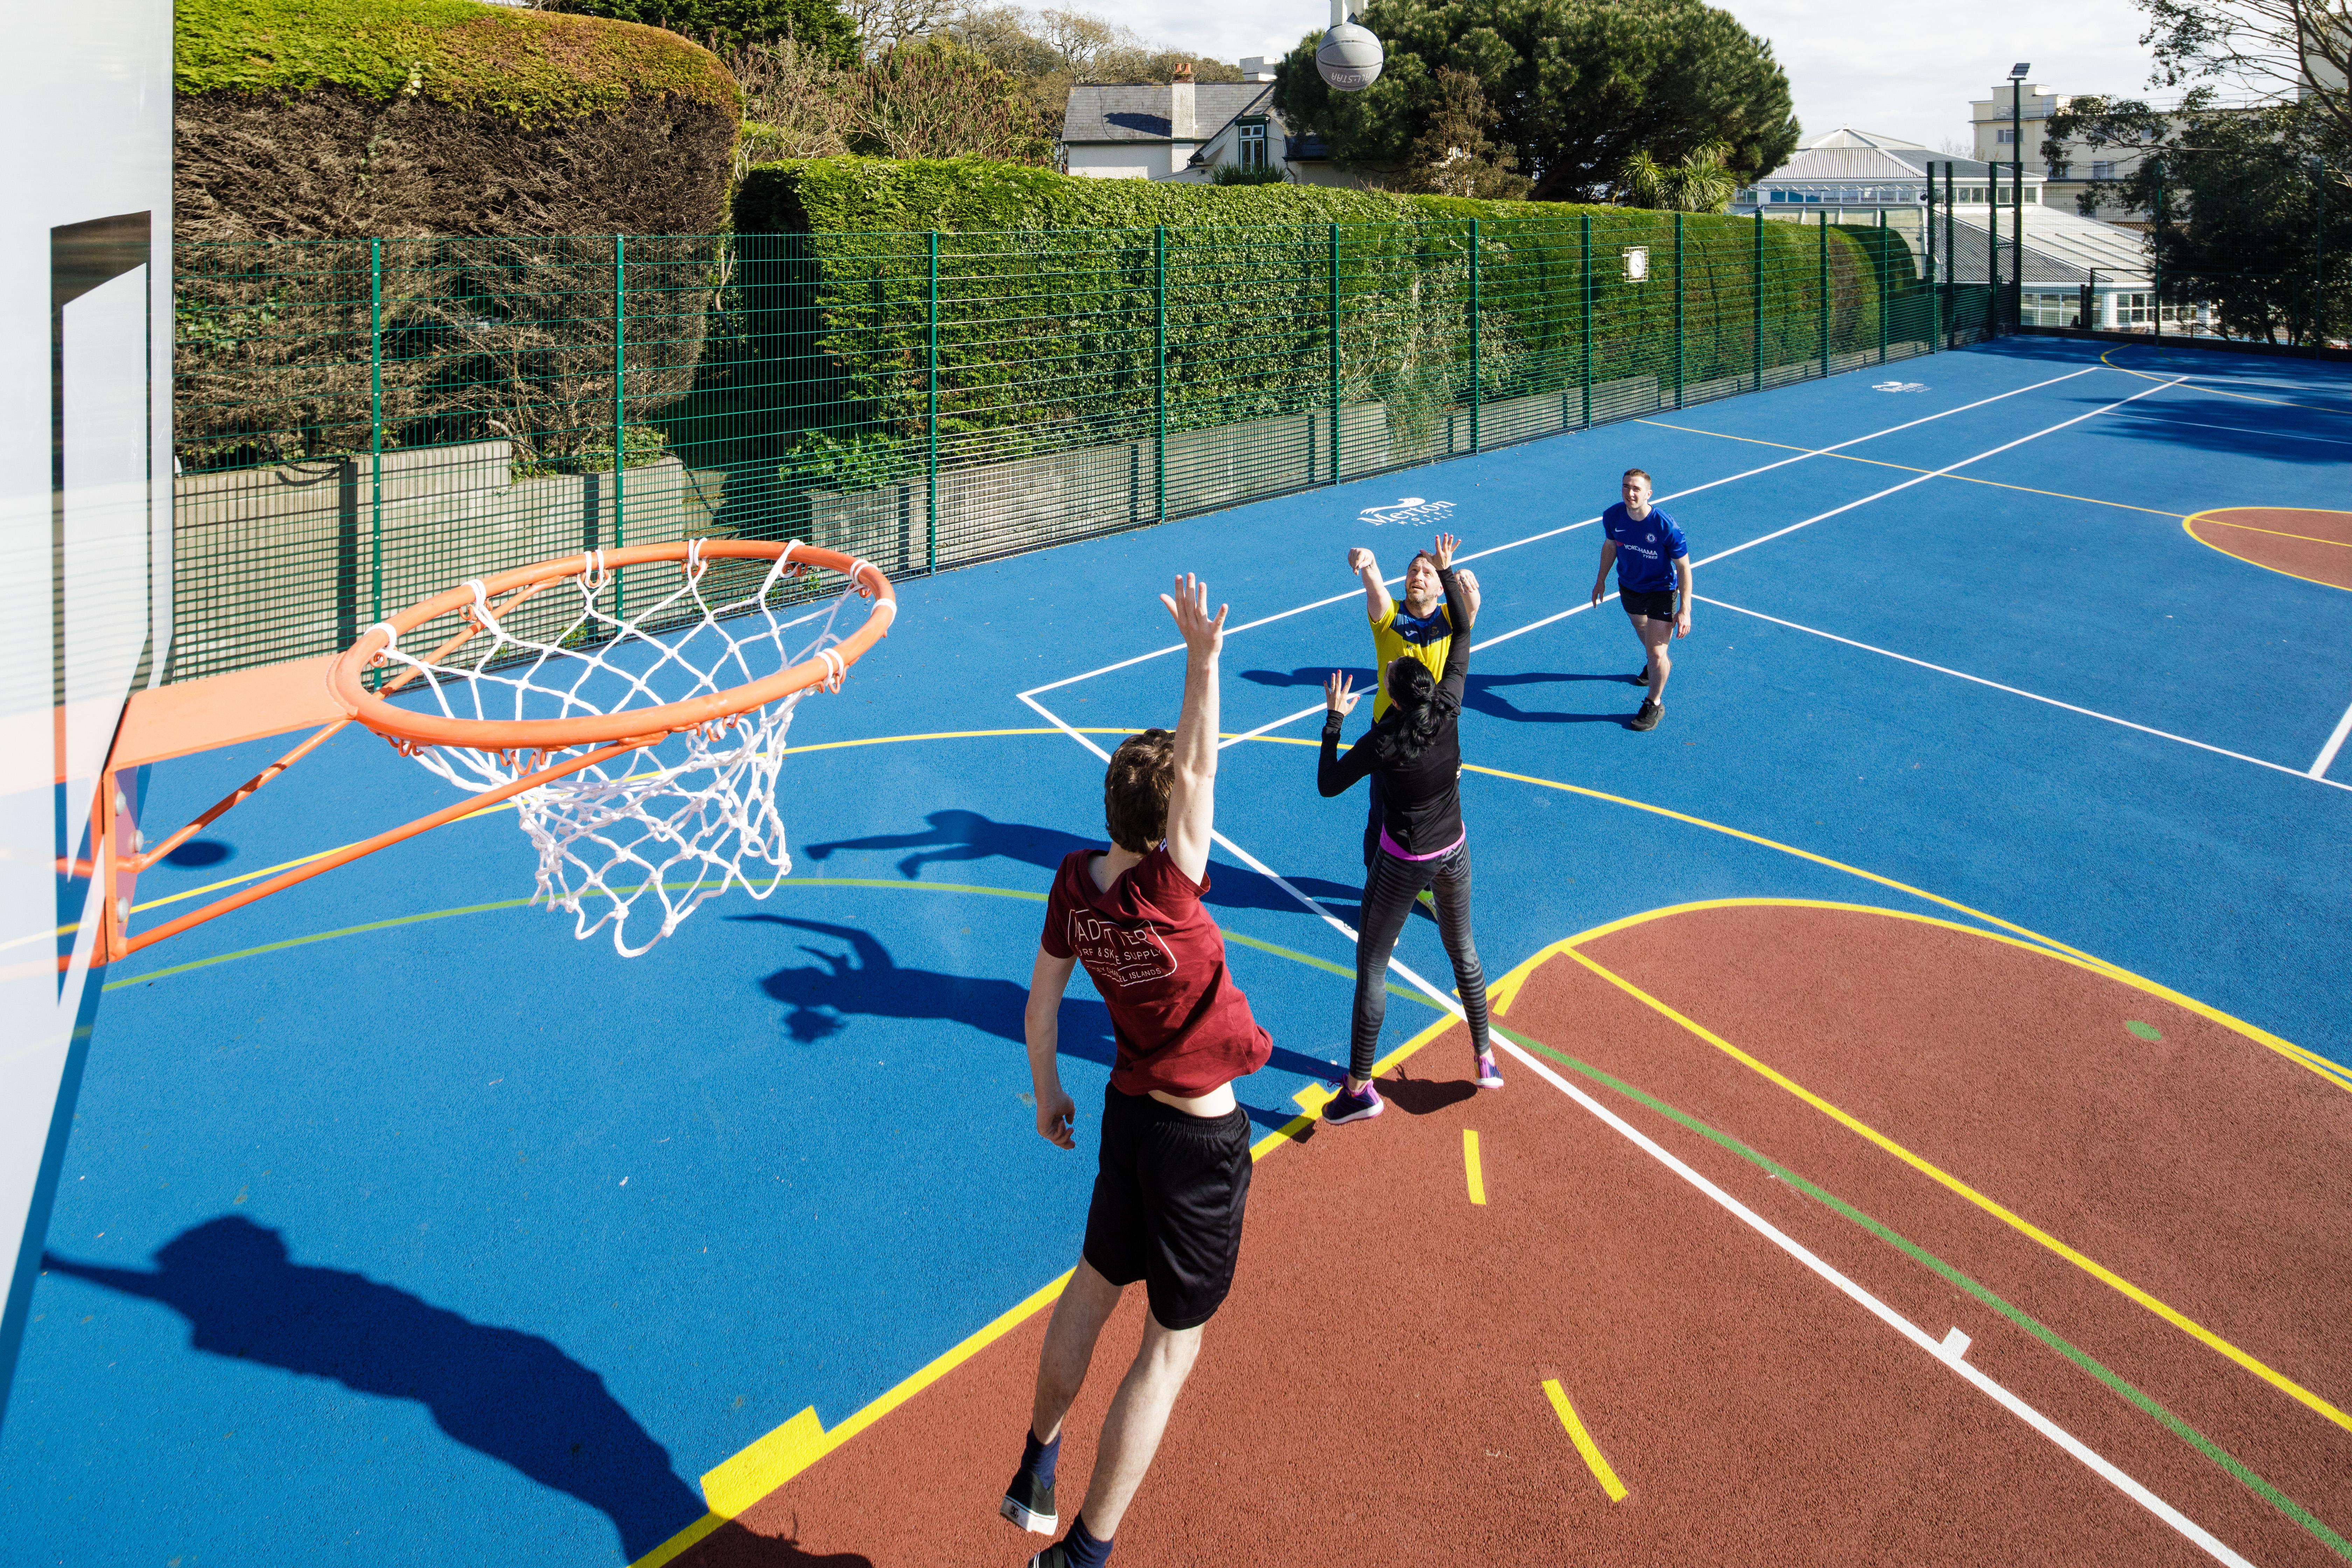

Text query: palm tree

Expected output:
[1621,141,1737,212]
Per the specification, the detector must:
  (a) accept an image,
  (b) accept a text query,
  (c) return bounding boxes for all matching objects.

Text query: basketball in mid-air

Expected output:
[1316,21,1384,92]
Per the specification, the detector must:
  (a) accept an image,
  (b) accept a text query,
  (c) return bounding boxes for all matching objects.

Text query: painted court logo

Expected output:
[1066,911,1177,987]
[1359,496,1455,527]
[1872,380,1930,393]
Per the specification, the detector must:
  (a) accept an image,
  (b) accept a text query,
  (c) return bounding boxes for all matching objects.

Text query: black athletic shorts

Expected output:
[1620,587,1680,620]
[1082,1084,1254,1331]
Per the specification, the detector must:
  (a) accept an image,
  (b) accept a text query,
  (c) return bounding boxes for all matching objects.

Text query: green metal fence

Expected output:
[172,210,1947,683]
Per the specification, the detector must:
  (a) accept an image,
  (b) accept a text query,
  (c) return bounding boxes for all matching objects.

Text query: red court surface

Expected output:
[672,905,2352,1567]
[2184,508,2352,591]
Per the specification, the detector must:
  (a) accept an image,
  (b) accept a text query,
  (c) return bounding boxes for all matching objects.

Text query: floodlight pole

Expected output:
[2012,74,2026,332]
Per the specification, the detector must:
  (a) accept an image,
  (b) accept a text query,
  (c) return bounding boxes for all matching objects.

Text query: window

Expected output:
[1996,128,2017,144]
[1237,120,1267,170]
[2021,292,2082,327]
[2090,161,2115,180]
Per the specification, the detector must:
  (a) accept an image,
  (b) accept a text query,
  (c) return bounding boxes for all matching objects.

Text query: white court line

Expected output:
[1492,1032,2256,1568]
[2111,412,2352,448]
[1017,366,2104,702]
[1699,594,2352,796]
[2313,693,2352,779]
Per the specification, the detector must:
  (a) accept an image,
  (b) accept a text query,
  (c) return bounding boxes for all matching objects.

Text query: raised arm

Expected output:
[1432,533,1473,699]
[1317,671,1376,797]
[1158,572,1227,885]
[1348,547,1392,623]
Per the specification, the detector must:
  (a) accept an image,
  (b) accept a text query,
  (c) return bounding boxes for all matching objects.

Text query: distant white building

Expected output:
[1058,60,1354,185]
[1970,82,2154,223]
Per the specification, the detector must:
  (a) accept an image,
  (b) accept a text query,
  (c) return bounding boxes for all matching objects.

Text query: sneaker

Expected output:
[1474,1051,1504,1089]
[1028,1546,1069,1568]
[1001,1468,1056,1535]
[1631,665,1651,686]
[1629,699,1662,732]
[1323,1078,1384,1124]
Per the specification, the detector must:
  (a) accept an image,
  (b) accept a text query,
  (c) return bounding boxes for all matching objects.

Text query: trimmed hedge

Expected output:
[175,0,740,240]
[177,0,739,122]
[721,160,1910,475]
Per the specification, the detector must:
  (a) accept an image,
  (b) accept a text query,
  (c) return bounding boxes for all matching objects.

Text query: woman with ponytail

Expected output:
[1314,532,1499,1124]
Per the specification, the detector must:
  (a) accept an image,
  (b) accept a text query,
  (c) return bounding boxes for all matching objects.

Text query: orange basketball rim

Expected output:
[85,540,894,966]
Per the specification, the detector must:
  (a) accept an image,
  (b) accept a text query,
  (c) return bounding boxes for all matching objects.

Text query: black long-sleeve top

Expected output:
[1318,564,1472,855]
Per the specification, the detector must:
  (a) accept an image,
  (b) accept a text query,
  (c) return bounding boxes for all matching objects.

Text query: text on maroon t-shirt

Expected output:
[1040,847,1272,1097]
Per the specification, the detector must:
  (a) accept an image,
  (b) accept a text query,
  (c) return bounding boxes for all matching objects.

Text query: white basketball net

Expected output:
[369,542,862,956]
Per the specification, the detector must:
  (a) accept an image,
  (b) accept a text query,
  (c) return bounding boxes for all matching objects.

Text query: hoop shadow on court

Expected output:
[1239,666,1634,726]
[738,916,1347,1127]
[802,812,1367,917]
[42,1217,705,1561]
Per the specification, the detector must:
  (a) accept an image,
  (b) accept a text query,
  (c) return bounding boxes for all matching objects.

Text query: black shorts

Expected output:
[1082,1085,1254,1331]
[1620,587,1679,621]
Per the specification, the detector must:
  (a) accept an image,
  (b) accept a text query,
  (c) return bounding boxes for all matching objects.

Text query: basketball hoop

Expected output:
[325,539,894,955]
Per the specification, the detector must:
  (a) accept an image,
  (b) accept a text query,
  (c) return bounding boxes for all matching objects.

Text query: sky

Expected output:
[1121,0,2167,153]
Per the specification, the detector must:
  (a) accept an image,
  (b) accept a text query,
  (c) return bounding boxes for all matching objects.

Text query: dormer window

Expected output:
[1237,120,1268,170]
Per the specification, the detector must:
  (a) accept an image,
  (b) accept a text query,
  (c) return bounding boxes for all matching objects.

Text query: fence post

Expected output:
[1752,209,1763,392]
[1580,212,1593,428]
[1468,218,1481,454]
[2152,162,2165,343]
[1328,223,1340,484]
[1154,224,1167,521]
[1943,164,1955,350]
[1818,209,1829,378]
[1877,208,1888,363]
[368,237,383,630]
[926,231,939,575]
[1926,165,1939,353]
[1673,211,1685,408]
[2314,160,2327,352]
[612,233,626,617]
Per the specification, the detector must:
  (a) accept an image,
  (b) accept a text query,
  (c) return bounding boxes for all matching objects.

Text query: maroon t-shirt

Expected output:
[1041,846,1272,1098]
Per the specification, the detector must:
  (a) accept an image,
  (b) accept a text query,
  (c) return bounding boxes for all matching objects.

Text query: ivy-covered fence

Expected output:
[172,208,1955,682]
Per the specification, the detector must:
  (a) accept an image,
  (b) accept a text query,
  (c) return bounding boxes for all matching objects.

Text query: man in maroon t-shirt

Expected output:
[996,573,1270,1568]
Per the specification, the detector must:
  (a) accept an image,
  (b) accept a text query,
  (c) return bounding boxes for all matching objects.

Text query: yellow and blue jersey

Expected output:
[1370,599,1456,719]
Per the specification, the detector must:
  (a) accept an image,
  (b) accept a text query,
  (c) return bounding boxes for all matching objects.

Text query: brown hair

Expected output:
[1103,729,1176,852]
[1623,467,1652,486]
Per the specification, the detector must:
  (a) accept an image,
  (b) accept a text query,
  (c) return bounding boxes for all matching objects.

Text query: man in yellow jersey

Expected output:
[1346,545,1479,867]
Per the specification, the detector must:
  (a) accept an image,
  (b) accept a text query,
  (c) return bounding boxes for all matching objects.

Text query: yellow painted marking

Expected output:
[1635,418,2187,518]
[1560,937,2352,1440]
[1542,1379,1628,1501]
[2195,518,2352,550]
[2099,346,2352,414]
[1464,1129,1487,1204]
[2182,509,2352,595]
[1256,1008,1462,1159]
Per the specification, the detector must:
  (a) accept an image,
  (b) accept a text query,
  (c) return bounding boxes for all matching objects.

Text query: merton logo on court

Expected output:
[1872,381,1929,393]
[1065,912,1178,987]
[1358,497,1455,527]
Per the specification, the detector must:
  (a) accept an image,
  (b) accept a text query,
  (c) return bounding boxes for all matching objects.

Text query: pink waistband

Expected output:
[1378,824,1465,863]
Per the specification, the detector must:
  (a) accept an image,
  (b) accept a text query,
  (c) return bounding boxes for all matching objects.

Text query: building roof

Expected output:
[1944,205,2153,285]
[1757,129,2001,183]
[1797,128,1928,150]
[1060,83,1274,145]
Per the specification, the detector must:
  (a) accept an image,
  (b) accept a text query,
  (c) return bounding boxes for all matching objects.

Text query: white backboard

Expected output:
[0,0,173,1420]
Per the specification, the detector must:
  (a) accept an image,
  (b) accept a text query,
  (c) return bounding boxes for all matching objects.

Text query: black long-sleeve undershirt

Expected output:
[1318,564,1472,855]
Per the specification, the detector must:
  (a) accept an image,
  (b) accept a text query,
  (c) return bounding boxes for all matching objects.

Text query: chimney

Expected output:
[1170,62,1195,140]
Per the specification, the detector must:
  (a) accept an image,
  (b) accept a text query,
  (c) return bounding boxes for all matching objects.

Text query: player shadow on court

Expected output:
[738,916,1344,1132]
[42,1216,707,1562]
[1239,666,1633,726]
[800,811,1368,919]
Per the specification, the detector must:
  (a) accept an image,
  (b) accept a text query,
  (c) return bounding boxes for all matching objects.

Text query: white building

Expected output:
[1058,59,1351,184]
[1970,82,2152,223]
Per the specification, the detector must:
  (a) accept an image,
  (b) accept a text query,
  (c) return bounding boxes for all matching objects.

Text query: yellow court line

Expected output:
[1542,1379,1628,1502]
[1464,1129,1488,1205]
[2099,346,2352,414]
[2193,518,2352,550]
[1635,418,2188,518]
[1558,936,2352,1441]
[2181,511,2352,595]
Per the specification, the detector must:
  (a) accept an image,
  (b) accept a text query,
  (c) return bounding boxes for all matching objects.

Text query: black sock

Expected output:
[1060,1512,1112,1567]
[1021,1428,1060,1488]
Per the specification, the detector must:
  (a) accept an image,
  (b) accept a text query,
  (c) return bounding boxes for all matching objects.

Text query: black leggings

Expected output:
[1351,838,1489,1082]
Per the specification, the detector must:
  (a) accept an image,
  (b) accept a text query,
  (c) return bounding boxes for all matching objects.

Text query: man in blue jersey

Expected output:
[1588,468,1690,733]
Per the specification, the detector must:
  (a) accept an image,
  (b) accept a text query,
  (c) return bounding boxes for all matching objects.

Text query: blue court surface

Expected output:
[4,336,2347,1564]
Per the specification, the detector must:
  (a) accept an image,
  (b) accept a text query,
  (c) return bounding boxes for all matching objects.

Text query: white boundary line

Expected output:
[1017,366,2105,703]
[1493,1034,2257,1568]
[1698,594,2352,796]
[2312,692,2352,780]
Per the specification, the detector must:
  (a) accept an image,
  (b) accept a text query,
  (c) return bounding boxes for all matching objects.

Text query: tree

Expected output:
[2047,93,2351,343]
[1273,0,1798,202]
[1408,68,1530,198]
[1620,140,1735,210]
[2133,0,2351,175]
[852,37,1054,162]
[542,0,860,65]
